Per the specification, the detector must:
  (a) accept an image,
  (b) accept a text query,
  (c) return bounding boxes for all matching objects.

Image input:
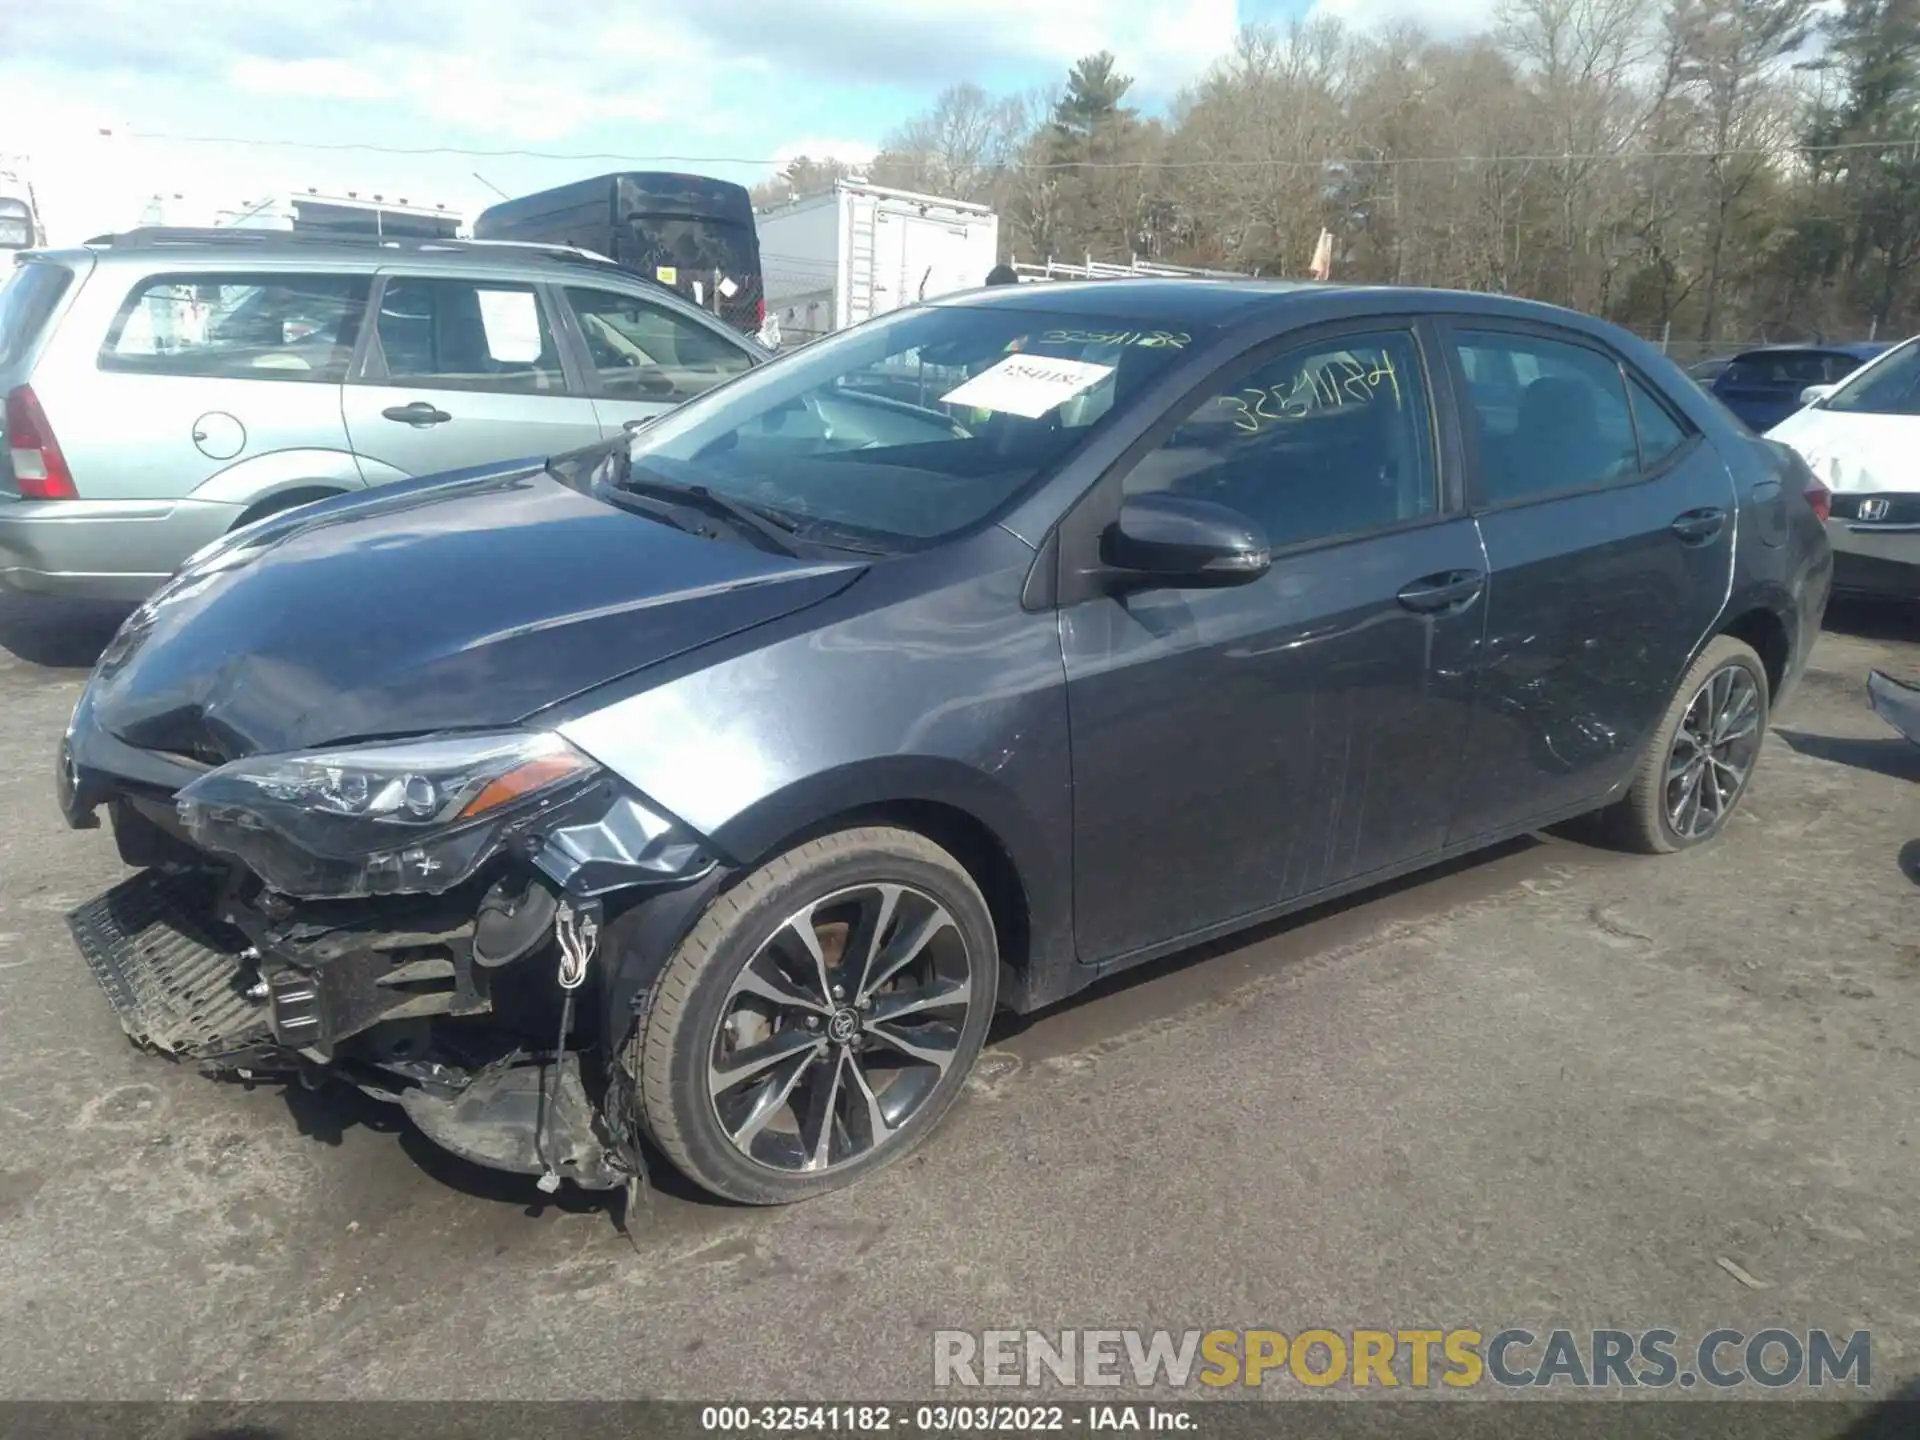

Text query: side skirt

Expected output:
[1017,790,1629,1014]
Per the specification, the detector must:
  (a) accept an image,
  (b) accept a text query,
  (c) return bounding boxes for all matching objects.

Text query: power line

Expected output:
[114,126,1920,171]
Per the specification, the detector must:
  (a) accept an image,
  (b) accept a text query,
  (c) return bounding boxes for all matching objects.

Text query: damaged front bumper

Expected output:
[68,861,633,1191]
[60,694,716,1195]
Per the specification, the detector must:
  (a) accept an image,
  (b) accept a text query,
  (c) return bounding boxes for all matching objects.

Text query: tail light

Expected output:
[756,296,765,325]
[1803,474,1832,523]
[6,385,76,500]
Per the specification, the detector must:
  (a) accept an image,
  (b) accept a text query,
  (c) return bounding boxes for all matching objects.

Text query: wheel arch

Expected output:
[599,760,1066,1054]
[232,484,345,530]
[706,758,1049,996]
[1714,592,1794,701]
[753,796,1033,1007]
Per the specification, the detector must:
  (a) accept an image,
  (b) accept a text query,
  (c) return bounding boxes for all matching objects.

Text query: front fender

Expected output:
[552,536,1077,1009]
[593,754,1064,1054]
[187,447,372,508]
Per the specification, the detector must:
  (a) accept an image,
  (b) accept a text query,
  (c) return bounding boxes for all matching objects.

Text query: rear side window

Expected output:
[370,278,566,395]
[100,272,370,383]
[1722,352,1828,388]
[1453,331,1639,505]
[563,286,752,402]
[1627,375,1692,470]
[0,261,73,369]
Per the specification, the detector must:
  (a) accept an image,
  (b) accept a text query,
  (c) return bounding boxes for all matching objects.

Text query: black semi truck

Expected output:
[473,172,764,336]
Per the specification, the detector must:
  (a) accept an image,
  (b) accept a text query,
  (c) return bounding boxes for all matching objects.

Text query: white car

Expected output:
[1767,336,1920,600]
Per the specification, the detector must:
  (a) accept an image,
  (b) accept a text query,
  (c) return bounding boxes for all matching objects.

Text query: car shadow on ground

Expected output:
[246,836,1550,1223]
[1776,728,1920,782]
[0,593,132,671]
[1824,596,1920,645]
[986,835,1543,1049]
[261,1062,736,1222]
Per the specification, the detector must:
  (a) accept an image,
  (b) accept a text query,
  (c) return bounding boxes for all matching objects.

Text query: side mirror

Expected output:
[1102,493,1270,588]
[1800,382,1836,407]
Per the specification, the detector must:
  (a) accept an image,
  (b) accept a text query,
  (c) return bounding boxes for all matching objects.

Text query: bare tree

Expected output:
[1498,0,1661,308]
[780,0,1920,345]
[870,83,1028,201]
[1666,0,1814,340]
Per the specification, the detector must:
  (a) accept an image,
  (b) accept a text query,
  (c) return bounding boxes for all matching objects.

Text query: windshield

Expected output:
[625,303,1206,549]
[1824,336,1920,415]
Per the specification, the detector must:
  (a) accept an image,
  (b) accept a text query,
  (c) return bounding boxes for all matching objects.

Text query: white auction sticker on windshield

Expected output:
[940,355,1115,419]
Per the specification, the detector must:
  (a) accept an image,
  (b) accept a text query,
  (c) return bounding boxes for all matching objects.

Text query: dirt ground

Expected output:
[0,591,1914,1408]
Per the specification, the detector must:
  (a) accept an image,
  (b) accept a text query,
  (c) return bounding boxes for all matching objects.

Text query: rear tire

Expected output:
[631,826,997,1205]
[1605,635,1769,854]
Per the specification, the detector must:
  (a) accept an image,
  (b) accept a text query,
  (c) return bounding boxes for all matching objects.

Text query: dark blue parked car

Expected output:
[1710,343,1888,432]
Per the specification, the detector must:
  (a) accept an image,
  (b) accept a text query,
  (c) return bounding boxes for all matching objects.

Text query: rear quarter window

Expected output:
[0,261,74,370]
[1722,353,1828,388]
[99,272,371,383]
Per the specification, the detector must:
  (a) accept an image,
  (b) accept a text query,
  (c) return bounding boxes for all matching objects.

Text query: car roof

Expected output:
[1728,341,1889,361]
[934,278,1645,333]
[37,228,645,285]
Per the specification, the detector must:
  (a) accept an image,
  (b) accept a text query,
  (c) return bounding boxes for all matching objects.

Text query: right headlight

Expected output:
[176,729,603,898]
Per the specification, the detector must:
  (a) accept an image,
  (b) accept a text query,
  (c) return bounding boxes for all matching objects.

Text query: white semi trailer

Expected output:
[757,180,1000,345]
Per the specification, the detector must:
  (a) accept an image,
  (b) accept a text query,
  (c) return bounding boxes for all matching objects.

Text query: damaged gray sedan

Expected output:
[58,280,1830,1205]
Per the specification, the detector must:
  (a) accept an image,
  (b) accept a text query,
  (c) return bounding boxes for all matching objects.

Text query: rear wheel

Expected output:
[1606,635,1769,854]
[631,826,997,1204]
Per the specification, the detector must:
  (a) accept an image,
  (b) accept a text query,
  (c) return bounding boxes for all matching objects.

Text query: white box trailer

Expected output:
[757,180,1000,344]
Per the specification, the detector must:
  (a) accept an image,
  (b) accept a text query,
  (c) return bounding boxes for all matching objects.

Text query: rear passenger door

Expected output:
[341,273,603,481]
[66,269,366,501]
[554,284,757,435]
[1441,323,1735,844]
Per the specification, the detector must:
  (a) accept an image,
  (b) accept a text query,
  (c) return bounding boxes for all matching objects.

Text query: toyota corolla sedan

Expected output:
[59,281,1831,1206]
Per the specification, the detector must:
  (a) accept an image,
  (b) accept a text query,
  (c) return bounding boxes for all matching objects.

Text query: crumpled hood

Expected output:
[86,457,863,761]
[1766,407,1919,494]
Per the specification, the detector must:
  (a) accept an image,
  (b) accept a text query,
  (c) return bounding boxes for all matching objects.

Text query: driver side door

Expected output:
[1059,322,1489,965]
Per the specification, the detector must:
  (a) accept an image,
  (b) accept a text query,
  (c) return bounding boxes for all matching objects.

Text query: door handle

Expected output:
[381,402,452,426]
[1396,569,1485,614]
[1670,507,1726,544]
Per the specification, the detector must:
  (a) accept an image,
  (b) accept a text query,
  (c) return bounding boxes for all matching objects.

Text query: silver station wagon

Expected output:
[0,228,761,600]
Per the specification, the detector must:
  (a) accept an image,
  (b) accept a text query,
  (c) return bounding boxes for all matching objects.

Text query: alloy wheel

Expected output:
[1665,663,1762,841]
[706,882,973,1173]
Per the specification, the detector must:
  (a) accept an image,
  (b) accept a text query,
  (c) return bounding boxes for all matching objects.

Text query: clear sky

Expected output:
[0,0,1484,244]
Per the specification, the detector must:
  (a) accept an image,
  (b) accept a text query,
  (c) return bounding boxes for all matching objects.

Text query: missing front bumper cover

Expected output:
[66,831,672,1194]
[67,870,272,1063]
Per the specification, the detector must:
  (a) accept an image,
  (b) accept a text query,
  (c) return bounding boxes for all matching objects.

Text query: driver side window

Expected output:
[1125,329,1438,550]
[563,286,753,402]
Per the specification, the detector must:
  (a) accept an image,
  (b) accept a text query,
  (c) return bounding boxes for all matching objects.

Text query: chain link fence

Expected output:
[1629,329,1894,368]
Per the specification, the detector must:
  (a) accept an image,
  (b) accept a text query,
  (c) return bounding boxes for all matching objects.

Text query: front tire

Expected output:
[631,826,998,1204]
[1606,635,1770,854]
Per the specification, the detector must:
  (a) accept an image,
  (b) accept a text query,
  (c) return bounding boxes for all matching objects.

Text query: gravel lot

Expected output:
[0,591,1915,1406]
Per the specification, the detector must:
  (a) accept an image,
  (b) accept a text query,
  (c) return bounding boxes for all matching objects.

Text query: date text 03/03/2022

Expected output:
[700,1405,1190,1433]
